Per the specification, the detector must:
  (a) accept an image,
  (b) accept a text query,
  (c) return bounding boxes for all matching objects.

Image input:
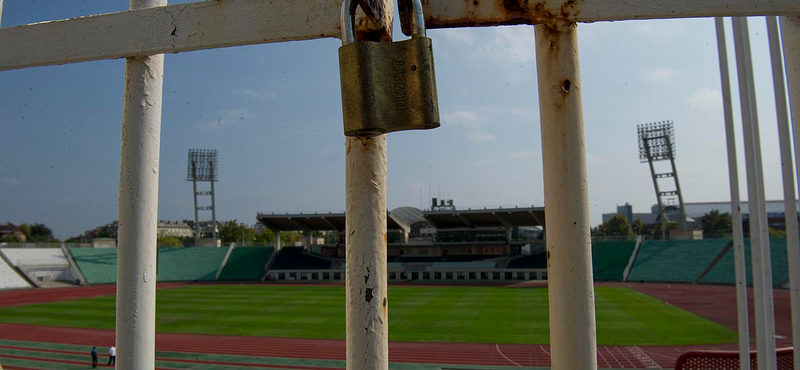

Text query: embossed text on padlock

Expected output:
[338,0,440,137]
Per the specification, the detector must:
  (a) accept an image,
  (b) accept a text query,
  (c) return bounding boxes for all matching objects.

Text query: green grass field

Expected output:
[0,285,736,345]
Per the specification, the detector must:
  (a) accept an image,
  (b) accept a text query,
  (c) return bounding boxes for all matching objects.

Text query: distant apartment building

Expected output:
[601,200,800,231]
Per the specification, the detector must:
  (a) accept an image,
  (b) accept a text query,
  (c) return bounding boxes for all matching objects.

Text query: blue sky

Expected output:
[0,1,792,239]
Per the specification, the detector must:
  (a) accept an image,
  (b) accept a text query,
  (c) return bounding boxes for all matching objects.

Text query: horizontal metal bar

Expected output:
[406,0,800,33]
[655,173,675,178]
[0,0,387,71]
[196,206,213,211]
[195,191,212,196]
[3,0,798,71]
[659,191,678,196]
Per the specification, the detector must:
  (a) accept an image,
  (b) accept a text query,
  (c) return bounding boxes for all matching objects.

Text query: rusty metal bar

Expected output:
[534,21,597,370]
[342,0,392,368]
[0,0,390,72]
[400,0,800,34]
[345,136,389,370]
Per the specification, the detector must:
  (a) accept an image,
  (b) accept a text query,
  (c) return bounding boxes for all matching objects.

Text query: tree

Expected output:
[64,236,84,243]
[254,230,275,244]
[281,231,299,246]
[19,223,57,242]
[631,219,644,235]
[157,237,184,247]
[602,215,632,236]
[218,220,256,243]
[701,210,732,234]
[0,234,22,243]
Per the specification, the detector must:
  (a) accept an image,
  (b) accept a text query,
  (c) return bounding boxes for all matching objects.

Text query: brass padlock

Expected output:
[338,0,440,137]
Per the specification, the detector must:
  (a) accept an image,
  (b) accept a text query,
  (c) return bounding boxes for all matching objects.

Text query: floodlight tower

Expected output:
[637,121,687,239]
[187,149,218,246]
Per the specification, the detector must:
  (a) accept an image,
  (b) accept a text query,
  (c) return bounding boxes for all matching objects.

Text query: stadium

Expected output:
[1,0,800,369]
[0,199,794,369]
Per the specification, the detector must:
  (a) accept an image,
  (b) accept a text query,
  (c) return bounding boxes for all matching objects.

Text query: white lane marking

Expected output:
[496,344,522,367]
[627,345,662,369]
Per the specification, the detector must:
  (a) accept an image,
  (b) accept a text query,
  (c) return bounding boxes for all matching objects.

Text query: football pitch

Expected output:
[0,285,737,346]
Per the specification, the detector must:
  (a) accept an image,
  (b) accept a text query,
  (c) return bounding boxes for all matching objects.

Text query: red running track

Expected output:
[0,283,793,369]
[0,283,184,308]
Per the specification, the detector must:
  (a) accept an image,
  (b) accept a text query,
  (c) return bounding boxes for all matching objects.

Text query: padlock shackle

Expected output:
[410,0,426,38]
[340,0,358,45]
[340,0,426,45]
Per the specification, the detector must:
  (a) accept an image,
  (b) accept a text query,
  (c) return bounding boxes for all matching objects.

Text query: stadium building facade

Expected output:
[257,203,545,261]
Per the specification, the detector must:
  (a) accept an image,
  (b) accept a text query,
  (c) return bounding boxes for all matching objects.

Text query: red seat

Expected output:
[675,348,793,370]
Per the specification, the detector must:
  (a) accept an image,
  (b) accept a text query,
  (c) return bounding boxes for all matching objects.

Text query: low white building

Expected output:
[157,221,194,238]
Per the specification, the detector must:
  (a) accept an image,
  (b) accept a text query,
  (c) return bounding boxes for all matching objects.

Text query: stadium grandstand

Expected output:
[0,198,791,289]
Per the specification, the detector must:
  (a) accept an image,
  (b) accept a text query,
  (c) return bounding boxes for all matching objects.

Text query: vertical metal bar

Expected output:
[210,161,217,243]
[778,15,800,370]
[116,0,166,368]
[345,136,388,370]
[732,16,777,370]
[715,17,751,370]
[192,162,199,247]
[534,22,597,370]
[0,0,4,27]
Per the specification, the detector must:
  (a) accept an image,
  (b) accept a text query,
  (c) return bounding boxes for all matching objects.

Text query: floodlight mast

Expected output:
[187,149,219,246]
[637,121,687,239]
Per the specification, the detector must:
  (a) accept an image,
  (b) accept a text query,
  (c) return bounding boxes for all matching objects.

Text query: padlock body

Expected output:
[339,37,440,137]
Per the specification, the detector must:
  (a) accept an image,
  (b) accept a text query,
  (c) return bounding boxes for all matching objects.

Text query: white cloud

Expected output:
[438,28,477,45]
[440,26,535,82]
[641,67,683,82]
[475,159,495,170]
[686,88,722,115]
[511,150,538,162]
[480,27,536,82]
[469,132,496,142]
[198,108,257,130]
[243,89,278,101]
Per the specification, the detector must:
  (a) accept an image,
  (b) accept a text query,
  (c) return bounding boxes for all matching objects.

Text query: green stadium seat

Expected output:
[69,247,118,284]
[700,238,789,286]
[627,239,730,283]
[217,247,275,281]
[592,240,636,281]
[157,247,228,282]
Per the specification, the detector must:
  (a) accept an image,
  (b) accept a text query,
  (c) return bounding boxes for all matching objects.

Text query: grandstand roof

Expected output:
[257,212,406,232]
[425,207,545,229]
[257,206,545,231]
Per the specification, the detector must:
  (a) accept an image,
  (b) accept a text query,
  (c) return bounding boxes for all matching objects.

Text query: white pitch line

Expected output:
[495,344,522,367]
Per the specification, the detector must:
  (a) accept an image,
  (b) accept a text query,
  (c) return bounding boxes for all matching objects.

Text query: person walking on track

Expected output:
[91,347,98,368]
[107,345,116,366]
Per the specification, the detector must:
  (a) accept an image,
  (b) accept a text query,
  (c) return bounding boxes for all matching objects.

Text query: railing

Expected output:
[266,268,547,282]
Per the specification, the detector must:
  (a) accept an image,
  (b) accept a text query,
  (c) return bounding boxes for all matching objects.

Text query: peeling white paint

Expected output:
[345,136,388,370]
[534,23,597,370]
[115,1,165,369]
[0,0,385,71]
